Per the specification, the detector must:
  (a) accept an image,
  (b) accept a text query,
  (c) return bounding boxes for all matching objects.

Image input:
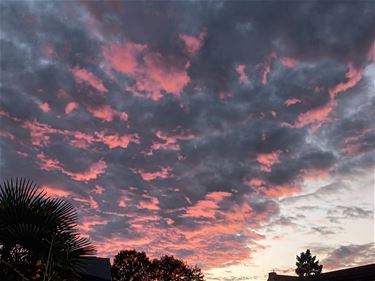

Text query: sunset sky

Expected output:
[0,1,374,280]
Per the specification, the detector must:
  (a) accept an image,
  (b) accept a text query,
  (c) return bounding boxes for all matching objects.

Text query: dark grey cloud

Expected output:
[322,243,375,270]
[327,205,373,223]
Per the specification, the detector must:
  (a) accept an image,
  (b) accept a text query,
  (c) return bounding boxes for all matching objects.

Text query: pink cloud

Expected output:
[148,130,194,153]
[95,132,140,149]
[329,63,362,97]
[118,195,128,208]
[182,191,232,219]
[2,109,133,150]
[261,184,300,198]
[136,52,190,99]
[23,120,63,146]
[246,177,300,198]
[104,41,190,100]
[39,102,50,112]
[118,111,128,121]
[256,151,281,172]
[292,64,362,130]
[71,66,108,93]
[279,56,300,69]
[93,185,104,194]
[259,52,277,85]
[179,31,206,55]
[93,194,278,270]
[37,153,63,171]
[65,102,79,114]
[37,153,106,182]
[341,128,372,156]
[284,98,302,107]
[87,105,116,122]
[67,160,107,182]
[78,216,109,233]
[0,108,17,120]
[16,151,28,158]
[137,195,160,211]
[301,168,331,180]
[0,130,15,140]
[172,198,276,268]
[259,52,299,85]
[235,64,250,85]
[342,142,365,155]
[43,186,70,197]
[94,236,154,258]
[103,42,146,74]
[74,196,99,209]
[71,131,138,150]
[69,131,96,149]
[86,104,129,122]
[247,178,266,187]
[131,166,171,181]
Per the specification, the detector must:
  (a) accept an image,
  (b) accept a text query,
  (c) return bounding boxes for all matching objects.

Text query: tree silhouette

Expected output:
[111,250,152,281]
[111,250,204,281]
[0,178,96,281]
[151,255,204,281]
[295,249,323,277]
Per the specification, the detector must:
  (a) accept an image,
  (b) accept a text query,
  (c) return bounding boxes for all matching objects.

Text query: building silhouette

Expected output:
[267,264,375,281]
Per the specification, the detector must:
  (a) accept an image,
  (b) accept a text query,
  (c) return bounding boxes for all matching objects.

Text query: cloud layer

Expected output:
[0,1,374,278]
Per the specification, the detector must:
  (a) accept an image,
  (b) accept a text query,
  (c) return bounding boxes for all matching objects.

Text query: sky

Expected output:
[0,1,374,280]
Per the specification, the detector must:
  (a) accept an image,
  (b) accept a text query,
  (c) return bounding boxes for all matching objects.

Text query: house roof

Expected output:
[267,264,375,281]
[77,257,112,281]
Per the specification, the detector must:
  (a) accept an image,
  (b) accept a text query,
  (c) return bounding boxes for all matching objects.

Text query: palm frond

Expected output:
[0,178,96,280]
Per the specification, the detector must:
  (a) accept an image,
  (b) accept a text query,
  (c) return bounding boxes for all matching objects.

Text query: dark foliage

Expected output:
[151,255,205,281]
[296,249,323,277]
[111,250,152,281]
[111,250,204,281]
[0,178,96,281]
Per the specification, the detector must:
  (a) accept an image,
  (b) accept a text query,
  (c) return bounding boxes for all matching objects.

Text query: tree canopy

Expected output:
[111,249,204,281]
[295,249,323,277]
[111,250,152,281]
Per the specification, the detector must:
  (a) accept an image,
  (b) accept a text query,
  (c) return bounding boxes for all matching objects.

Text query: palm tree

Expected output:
[0,178,96,281]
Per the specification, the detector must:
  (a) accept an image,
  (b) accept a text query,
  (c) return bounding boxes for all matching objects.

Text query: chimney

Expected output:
[267,272,277,281]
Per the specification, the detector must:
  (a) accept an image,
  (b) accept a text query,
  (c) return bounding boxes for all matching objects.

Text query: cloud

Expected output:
[0,1,374,275]
[95,132,140,149]
[104,41,190,100]
[235,64,250,85]
[137,194,160,211]
[71,66,108,93]
[42,186,70,197]
[182,191,232,219]
[102,42,146,74]
[327,205,373,223]
[37,153,107,182]
[131,166,171,181]
[39,102,50,112]
[65,102,79,114]
[179,31,206,55]
[322,243,375,270]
